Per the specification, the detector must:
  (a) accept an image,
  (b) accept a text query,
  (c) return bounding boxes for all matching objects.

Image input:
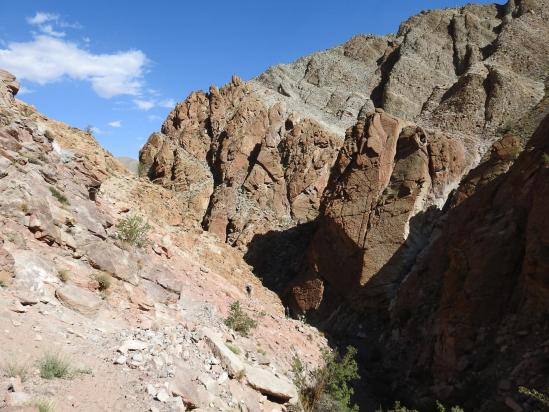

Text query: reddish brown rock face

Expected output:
[140,77,342,248]
[377,115,549,409]
[294,112,467,311]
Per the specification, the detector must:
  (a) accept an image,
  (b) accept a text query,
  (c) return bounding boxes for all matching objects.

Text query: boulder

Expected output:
[245,366,298,402]
[202,328,244,377]
[55,284,102,316]
[85,241,140,285]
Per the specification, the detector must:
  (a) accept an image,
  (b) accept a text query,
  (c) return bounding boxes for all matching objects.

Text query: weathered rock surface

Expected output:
[141,0,548,305]
[373,113,549,411]
[55,284,103,316]
[0,70,326,411]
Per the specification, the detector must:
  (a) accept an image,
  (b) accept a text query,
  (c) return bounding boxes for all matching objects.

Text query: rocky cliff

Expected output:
[139,0,548,410]
[0,71,326,411]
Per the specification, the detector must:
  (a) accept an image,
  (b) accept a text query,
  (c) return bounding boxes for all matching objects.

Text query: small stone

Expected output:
[114,355,127,365]
[132,353,144,363]
[11,320,22,327]
[217,372,228,384]
[146,384,157,396]
[5,391,31,406]
[118,338,147,354]
[10,301,27,313]
[155,387,171,402]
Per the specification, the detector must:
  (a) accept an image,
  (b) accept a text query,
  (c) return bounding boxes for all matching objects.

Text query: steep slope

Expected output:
[0,72,326,411]
[375,113,549,411]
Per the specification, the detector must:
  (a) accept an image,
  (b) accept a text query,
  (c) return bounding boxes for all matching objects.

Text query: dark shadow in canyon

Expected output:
[243,207,444,410]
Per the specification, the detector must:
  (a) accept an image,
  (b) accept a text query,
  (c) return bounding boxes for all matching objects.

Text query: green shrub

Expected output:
[225,342,241,355]
[44,130,55,141]
[224,301,257,337]
[57,269,70,283]
[116,215,150,248]
[292,346,359,412]
[3,359,29,381]
[0,280,5,288]
[519,386,549,409]
[32,398,55,412]
[94,272,112,291]
[49,187,70,205]
[38,353,72,380]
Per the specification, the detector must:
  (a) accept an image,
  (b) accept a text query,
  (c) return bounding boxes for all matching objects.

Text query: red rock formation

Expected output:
[292,111,466,311]
[374,114,549,410]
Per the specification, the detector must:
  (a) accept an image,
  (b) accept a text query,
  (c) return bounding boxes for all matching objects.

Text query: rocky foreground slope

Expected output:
[0,71,327,411]
[139,0,548,410]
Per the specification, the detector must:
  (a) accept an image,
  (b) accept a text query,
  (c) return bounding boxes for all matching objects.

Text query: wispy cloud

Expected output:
[147,114,163,122]
[108,120,122,128]
[18,86,35,95]
[91,126,104,135]
[133,99,155,110]
[0,12,148,99]
[26,12,58,26]
[159,98,175,108]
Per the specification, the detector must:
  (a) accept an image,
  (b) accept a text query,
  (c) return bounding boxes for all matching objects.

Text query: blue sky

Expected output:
[0,0,498,158]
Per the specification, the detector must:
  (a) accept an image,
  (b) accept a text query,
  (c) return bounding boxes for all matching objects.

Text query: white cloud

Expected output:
[134,99,155,110]
[27,12,58,26]
[108,120,121,128]
[159,98,175,108]
[91,126,103,135]
[18,86,35,95]
[0,35,148,98]
[40,24,65,38]
[147,115,162,122]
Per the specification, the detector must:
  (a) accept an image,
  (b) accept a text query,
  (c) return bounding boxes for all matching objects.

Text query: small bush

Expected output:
[57,269,70,283]
[225,342,241,355]
[44,130,55,141]
[116,215,150,248]
[19,202,29,214]
[542,153,549,168]
[0,280,5,288]
[519,386,549,409]
[94,272,112,291]
[3,359,29,381]
[236,369,246,381]
[292,346,359,412]
[224,301,257,337]
[32,398,55,412]
[49,187,70,205]
[38,353,72,380]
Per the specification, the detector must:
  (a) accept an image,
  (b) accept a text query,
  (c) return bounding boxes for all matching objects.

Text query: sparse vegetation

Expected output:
[0,280,5,288]
[292,346,359,412]
[436,400,464,412]
[94,272,112,291]
[137,162,147,177]
[3,359,30,381]
[225,342,241,355]
[224,301,257,337]
[519,386,549,410]
[57,269,70,283]
[376,401,418,412]
[115,215,151,248]
[236,369,246,381]
[32,398,55,412]
[19,202,29,214]
[542,153,549,168]
[49,187,70,205]
[38,353,72,380]
[84,125,94,135]
[44,129,55,141]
